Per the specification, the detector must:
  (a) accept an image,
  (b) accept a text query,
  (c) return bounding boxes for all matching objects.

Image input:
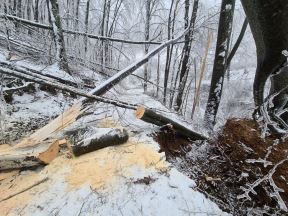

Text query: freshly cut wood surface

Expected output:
[16,103,82,148]
[135,106,207,140]
[0,139,64,170]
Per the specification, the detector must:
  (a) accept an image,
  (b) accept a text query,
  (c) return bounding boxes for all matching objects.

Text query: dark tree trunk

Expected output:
[175,0,199,111]
[204,0,235,128]
[240,0,288,127]
[135,106,207,140]
[226,18,248,67]
[66,127,129,157]
[34,0,39,22]
[144,0,151,92]
[163,0,175,104]
[84,0,90,54]
[48,0,70,74]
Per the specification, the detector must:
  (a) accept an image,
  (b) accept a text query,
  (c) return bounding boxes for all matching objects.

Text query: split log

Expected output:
[0,139,64,171]
[135,106,207,140]
[66,127,129,156]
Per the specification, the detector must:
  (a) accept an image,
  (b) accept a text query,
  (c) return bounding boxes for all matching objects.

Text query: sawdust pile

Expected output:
[0,137,167,215]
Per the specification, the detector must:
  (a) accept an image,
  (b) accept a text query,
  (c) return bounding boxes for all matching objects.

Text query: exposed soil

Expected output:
[154,118,288,215]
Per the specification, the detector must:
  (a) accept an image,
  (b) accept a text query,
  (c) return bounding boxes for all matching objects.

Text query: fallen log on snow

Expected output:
[0,139,65,171]
[66,127,129,156]
[135,106,207,140]
[5,27,205,150]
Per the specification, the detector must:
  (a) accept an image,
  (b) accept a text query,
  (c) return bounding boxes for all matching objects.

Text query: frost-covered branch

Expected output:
[0,13,162,45]
[238,158,288,211]
[0,65,138,110]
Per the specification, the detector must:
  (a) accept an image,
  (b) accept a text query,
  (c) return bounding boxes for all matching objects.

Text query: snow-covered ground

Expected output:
[0,48,234,215]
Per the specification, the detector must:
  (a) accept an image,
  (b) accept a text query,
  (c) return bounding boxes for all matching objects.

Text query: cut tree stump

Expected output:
[136,106,207,140]
[0,139,64,171]
[66,127,129,156]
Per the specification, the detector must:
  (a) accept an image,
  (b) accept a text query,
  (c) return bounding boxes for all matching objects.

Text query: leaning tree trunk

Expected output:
[163,0,175,104]
[34,0,39,22]
[48,0,70,74]
[204,0,235,129]
[175,0,199,111]
[143,0,151,92]
[84,0,90,55]
[240,0,288,132]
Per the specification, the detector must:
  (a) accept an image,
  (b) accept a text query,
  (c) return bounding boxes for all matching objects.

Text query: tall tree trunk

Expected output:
[100,0,107,71]
[84,0,90,55]
[204,0,235,129]
[163,0,176,104]
[75,0,80,31]
[34,0,39,21]
[175,0,199,111]
[48,0,70,74]
[104,0,111,65]
[240,0,288,132]
[17,0,22,18]
[144,0,151,92]
[226,18,248,67]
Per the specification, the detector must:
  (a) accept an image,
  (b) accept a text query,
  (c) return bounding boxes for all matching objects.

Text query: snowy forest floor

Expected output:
[0,47,287,215]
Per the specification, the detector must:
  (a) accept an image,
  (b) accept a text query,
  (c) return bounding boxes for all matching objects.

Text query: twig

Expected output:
[0,177,49,203]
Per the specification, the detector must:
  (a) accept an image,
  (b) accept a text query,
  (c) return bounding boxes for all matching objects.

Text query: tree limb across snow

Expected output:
[0,177,49,202]
[0,26,206,150]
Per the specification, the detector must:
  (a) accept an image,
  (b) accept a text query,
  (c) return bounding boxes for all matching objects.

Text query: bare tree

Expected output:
[143,0,151,92]
[47,0,70,74]
[204,0,235,129]
[175,0,199,111]
[84,0,90,54]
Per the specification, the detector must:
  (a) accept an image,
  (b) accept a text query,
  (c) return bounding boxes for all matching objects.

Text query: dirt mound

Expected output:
[161,118,288,215]
[218,119,288,210]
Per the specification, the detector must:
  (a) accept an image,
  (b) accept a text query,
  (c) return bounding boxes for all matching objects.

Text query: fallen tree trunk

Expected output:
[135,106,208,140]
[83,27,189,101]
[0,59,206,146]
[66,127,129,156]
[0,139,64,170]
[1,60,93,89]
[0,64,138,110]
[4,27,206,149]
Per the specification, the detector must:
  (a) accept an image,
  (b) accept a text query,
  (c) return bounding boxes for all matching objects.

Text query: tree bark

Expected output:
[83,28,189,101]
[144,0,151,92]
[135,106,207,140]
[66,127,129,156]
[226,18,248,67]
[0,63,138,110]
[204,0,235,129]
[34,0,39,22]
[47,0,70,74]
[163,0,175,104]
[0,140,62,170]
[175,0,199,111]
[84,0,90,54]
[240,0,288,121]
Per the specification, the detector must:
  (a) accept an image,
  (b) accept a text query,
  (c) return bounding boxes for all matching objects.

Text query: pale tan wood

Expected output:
[16,103,82,148]
[0,139,64,170]
[135,105,145,119]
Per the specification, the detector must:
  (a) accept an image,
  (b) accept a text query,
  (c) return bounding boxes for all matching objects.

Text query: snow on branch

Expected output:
[0,13,162,45]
